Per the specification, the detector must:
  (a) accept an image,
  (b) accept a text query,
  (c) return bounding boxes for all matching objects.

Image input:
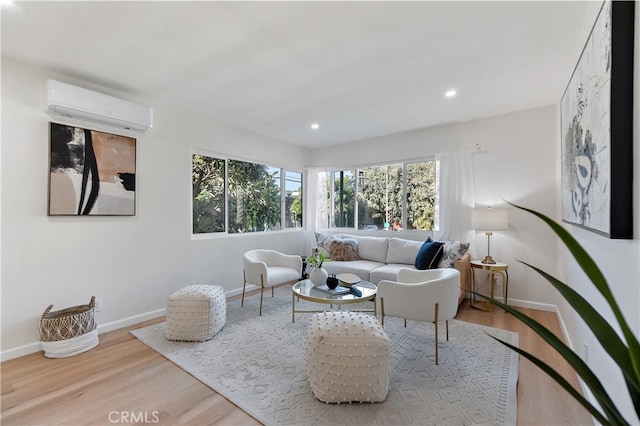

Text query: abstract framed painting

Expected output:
[49,122,136,216]
[560,0,634,239]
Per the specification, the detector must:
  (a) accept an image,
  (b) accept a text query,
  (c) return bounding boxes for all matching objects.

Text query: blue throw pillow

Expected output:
[414,240,444,270]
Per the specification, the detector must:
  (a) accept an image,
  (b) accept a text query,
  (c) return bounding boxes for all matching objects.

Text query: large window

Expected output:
[327,160,436,232]
[192,154,302,235]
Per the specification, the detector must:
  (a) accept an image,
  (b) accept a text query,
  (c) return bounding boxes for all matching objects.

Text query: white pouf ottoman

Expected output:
[165,285,226,342]
[304,311,391,403]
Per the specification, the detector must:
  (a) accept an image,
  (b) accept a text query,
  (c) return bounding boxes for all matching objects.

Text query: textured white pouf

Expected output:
[165,285,226,342]
[304,311,391,403]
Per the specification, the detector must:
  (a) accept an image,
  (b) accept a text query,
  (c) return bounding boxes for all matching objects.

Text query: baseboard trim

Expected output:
[552,303,598,426]
[226,284,257,298]
[1,287,258,362]
[504,297,557,312]
[0,342,43,362]
[1,308,167,362]
[97,308,166,334]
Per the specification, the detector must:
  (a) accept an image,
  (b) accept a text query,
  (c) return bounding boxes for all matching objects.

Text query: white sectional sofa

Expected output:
[315,233,471,306]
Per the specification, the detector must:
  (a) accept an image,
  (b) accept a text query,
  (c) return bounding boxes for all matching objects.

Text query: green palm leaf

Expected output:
[475,202,640,423]
[519,260,640,396]
[509,203,640,385]
[474,292,627,424]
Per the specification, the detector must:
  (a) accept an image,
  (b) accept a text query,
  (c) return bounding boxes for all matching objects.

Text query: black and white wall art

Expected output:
[560,0,634,239]
[49,123,136,216]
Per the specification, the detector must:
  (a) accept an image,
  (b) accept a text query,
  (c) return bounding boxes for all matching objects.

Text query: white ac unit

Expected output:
[45,79,153,131]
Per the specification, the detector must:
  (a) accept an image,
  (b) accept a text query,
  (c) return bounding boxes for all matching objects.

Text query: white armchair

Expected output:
[378,268,460,365]
[242,249,303,315]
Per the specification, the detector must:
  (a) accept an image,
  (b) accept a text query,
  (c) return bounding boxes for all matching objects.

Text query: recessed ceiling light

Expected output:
[311,123,319,130]
[445,90,457,98]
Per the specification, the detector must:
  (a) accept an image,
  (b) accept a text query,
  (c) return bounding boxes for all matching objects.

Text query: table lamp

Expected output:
[472,207,508,264]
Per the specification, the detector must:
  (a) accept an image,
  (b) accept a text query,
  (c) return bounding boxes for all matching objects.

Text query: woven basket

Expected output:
[39,296,98,358]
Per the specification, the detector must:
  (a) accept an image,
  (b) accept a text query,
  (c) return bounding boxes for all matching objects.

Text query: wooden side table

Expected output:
[470,260,509,311]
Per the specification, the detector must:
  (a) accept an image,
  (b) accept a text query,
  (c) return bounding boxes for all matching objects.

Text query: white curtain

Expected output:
[434,149,475,242]
[305,167,329,232]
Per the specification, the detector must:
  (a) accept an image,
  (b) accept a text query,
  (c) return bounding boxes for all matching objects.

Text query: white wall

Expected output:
[311,105,561,309]
[0,59,565,361]
[0,58,309,359]
[553,4,640,423]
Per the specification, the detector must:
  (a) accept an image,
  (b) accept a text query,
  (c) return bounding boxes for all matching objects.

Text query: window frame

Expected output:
[191,150,304,238]
[323,157,438,235]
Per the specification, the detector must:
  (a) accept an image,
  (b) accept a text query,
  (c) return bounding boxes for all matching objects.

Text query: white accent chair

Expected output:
[242,249,303,316]
[378,268,460,365]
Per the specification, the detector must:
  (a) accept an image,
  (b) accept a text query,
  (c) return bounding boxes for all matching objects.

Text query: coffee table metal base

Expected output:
[291,279,377,323]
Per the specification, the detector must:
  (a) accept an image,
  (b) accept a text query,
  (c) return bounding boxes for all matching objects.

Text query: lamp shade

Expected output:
[472,208,508,231]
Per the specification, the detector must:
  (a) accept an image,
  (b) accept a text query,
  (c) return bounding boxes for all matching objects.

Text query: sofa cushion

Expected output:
[329,238,360,261]
[414,240,444,270]
[322,260,382,283]
[341,234,389,263]
[385,238,423,264]
[370,264,417,284]
[437,240,471,268]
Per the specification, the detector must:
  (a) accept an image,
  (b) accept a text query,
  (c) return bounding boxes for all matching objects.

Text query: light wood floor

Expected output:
[2,288,593,425]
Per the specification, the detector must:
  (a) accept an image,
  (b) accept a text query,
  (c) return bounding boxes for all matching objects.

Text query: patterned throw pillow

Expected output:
[315,233,338,257]
[329,239,360,261]
[437,240,470,268]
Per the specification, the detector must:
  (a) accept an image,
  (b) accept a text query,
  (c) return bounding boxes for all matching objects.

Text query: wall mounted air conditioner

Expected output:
[45,79,153,131]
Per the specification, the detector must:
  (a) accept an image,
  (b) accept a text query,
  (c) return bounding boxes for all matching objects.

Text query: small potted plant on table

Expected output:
[307,252,328,285]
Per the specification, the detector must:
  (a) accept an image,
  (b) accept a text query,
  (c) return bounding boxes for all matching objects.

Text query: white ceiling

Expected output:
[1,1,593,148]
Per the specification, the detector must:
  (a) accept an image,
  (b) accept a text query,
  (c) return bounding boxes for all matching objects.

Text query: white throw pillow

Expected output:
[343,235,389,263]
[385,238,423,265]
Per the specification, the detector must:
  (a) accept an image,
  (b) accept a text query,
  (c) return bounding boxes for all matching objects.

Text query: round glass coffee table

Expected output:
[291,279,377,322]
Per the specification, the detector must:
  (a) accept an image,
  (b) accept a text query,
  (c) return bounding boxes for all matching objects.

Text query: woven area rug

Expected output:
[132,286,518,425]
